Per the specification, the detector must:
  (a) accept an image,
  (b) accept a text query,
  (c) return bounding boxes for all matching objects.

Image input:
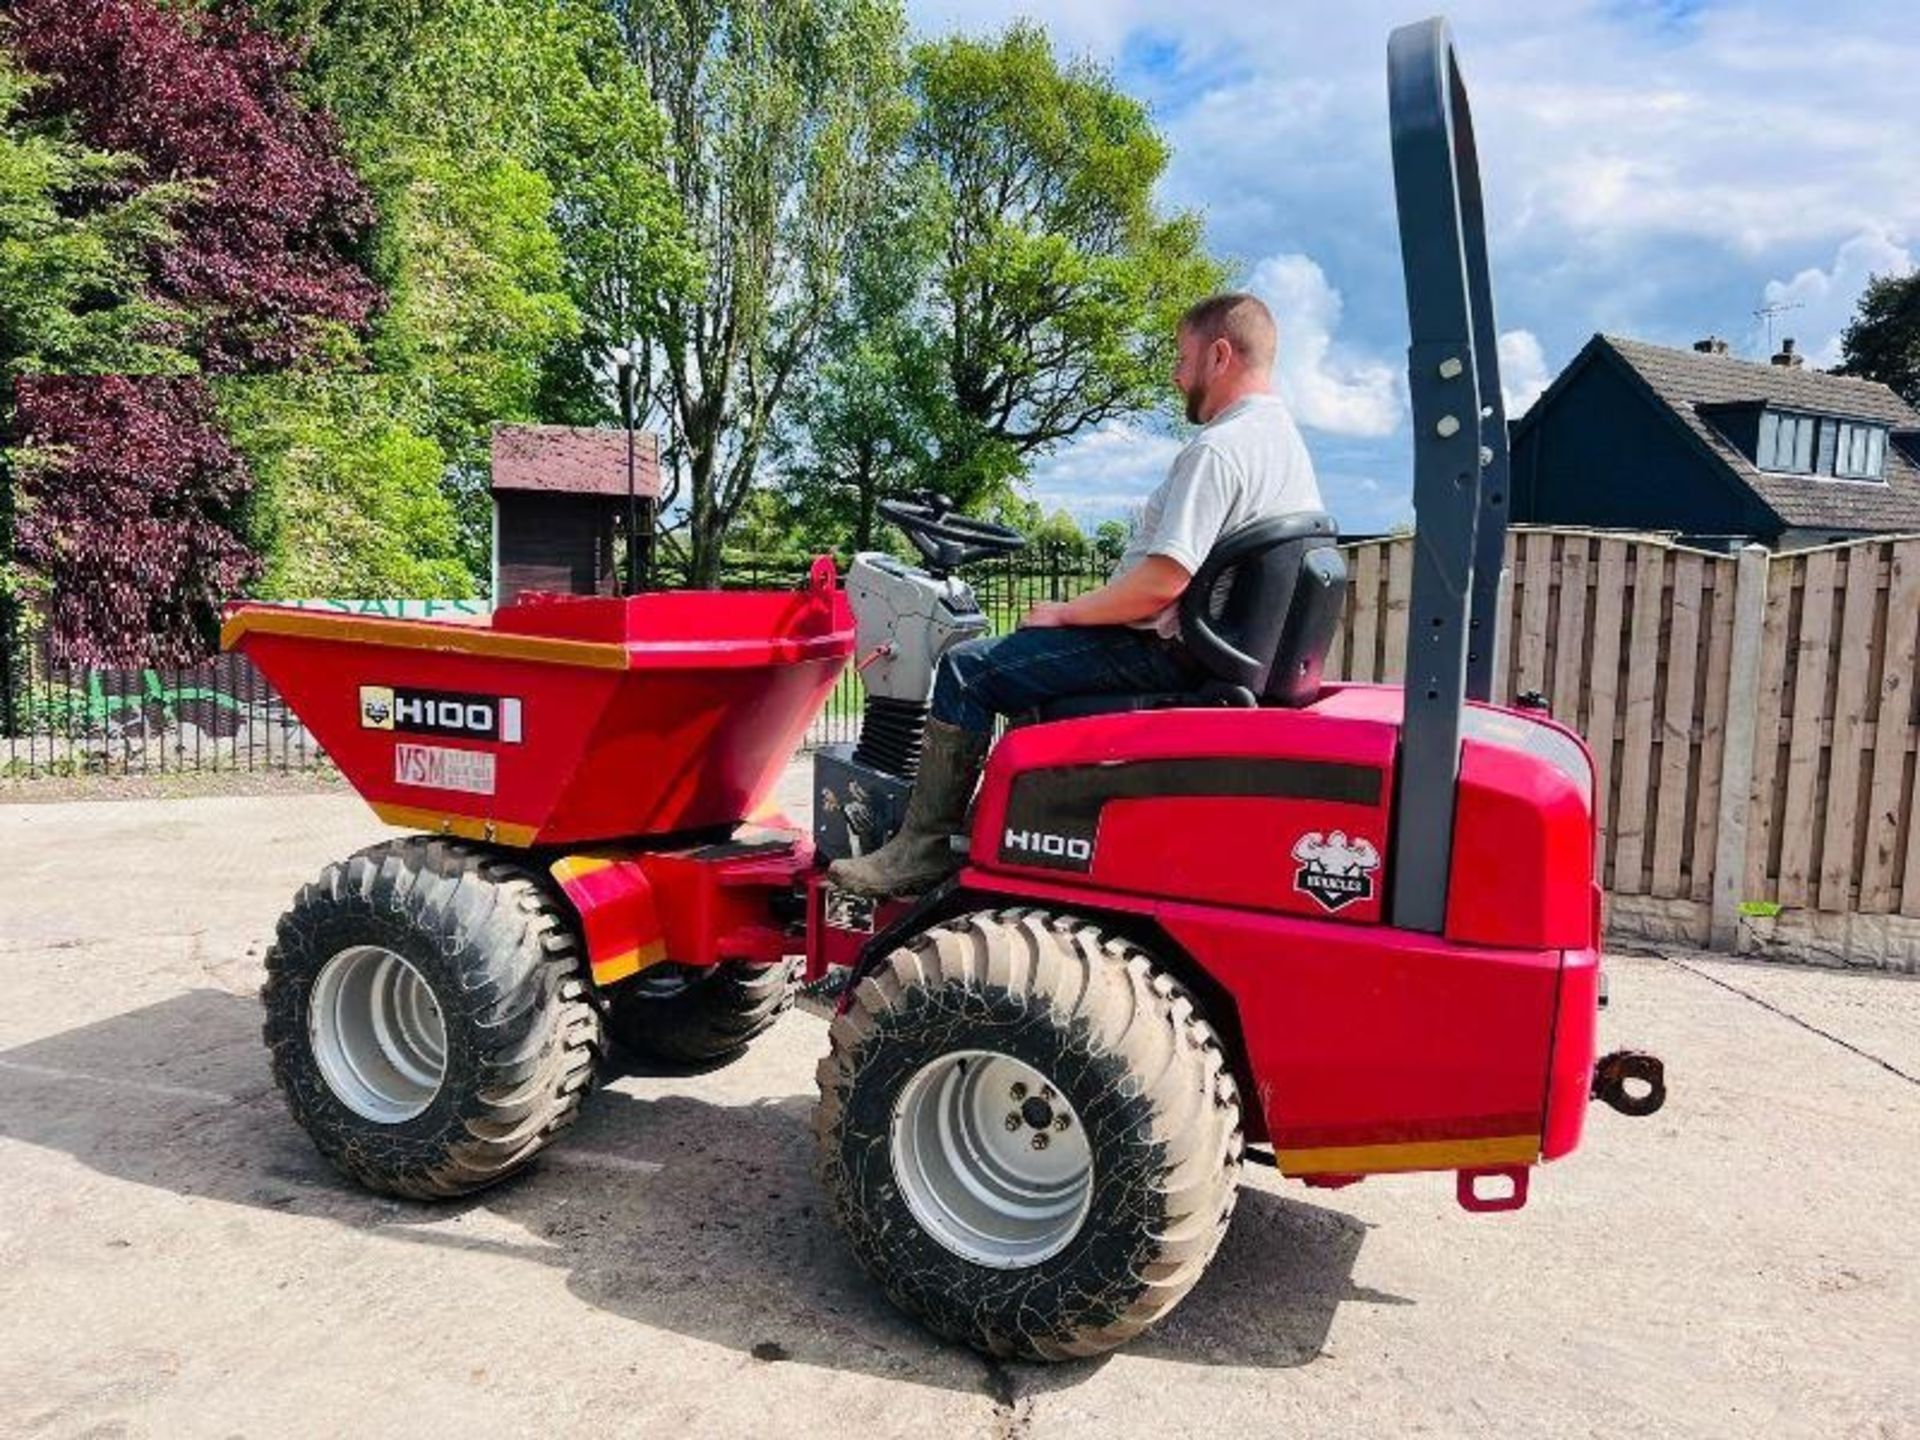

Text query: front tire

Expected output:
[262,837,603,1199]
[814,909,1242,1361]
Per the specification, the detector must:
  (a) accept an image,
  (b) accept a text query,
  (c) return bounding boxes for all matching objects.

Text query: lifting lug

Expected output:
[1592,1049,1666,1117]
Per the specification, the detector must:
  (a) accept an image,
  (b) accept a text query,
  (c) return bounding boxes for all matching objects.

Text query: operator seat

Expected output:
[1029,511,1347,722]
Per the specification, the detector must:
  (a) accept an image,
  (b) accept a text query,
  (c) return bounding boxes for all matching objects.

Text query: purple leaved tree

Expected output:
[13,0,379,373]
[12,376,258,667]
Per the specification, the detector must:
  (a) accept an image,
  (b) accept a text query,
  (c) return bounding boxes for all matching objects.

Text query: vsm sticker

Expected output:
[361,685,522,743]
[394,743,497,796]
[1291,830,1380,912]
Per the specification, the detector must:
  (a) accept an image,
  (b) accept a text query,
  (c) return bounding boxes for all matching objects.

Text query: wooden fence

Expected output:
[1329,527,1920,962]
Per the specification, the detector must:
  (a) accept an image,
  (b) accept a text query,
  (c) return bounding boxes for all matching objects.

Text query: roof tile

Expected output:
[490,424,661,499]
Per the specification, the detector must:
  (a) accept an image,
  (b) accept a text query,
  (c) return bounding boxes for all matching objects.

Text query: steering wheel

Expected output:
[876,492,1025,576]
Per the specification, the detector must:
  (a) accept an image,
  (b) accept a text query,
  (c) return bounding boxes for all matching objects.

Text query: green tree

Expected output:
[1031,507,1086,556]
[247,0,693,583]
[362,150,577,571]
[337,0,694,420]
[618,0,912,585]
[1092,518,1129,567]
[909,24,1225,497]
[1838,270,1920,407]
[775,171,945,552]
[215,374,472,599]
[0,53,188,379]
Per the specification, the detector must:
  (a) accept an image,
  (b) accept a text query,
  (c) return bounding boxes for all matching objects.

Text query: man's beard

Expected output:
[1183,382,1206,424]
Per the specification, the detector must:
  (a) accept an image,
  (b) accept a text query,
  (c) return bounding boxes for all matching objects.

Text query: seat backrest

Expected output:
[1177,512,1348,705]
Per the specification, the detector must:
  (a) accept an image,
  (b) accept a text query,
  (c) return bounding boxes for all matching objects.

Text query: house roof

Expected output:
[490,424,661,499]
[1516,335,1920,534]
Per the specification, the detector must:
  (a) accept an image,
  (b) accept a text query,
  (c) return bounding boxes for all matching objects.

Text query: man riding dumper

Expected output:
[828,290,1327,899]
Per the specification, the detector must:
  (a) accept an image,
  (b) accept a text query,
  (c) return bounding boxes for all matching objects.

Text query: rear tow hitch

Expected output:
[1592,1050,1666,1117]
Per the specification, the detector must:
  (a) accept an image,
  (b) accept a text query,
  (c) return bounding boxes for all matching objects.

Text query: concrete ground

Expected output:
[1,776,1916,1439]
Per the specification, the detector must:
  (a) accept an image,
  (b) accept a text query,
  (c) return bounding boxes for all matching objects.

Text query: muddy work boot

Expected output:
[827,720,989,899]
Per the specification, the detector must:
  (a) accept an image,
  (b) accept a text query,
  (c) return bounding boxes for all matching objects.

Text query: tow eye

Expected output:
[1592,1050,1666,1117]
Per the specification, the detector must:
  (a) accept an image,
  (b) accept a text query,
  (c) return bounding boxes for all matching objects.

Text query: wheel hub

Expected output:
[890,1050,1092,1269]
[308,946,448,1124]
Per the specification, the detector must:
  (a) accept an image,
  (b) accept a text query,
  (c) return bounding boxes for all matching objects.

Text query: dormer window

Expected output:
[1833,421,1887,481]
[1757,410,1815,473]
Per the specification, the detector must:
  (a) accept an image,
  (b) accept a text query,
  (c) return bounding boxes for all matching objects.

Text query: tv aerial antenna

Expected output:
[1753,299,1803,352]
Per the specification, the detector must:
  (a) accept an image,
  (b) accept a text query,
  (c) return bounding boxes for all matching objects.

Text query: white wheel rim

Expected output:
[309,946,448,1123]
[890,1050,1093,1269]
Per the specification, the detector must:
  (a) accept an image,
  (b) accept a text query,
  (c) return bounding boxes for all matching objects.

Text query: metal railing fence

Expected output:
[1,547,1115,778]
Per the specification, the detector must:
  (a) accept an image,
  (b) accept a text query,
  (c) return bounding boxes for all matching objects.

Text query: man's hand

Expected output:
[1020,601,1073,628]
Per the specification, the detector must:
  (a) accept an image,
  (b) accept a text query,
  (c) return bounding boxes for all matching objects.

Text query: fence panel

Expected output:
[1651,551,1703,898]
[1382,537,1413,682]
[1587,539,1630,882]
[1819,545,1881,911]
[1350,543,1384,683]
[1609,546,1665,895]
[1515,531,1553,700]
[1865,539,1920,912]
[1777,549,1837,907]
[1690,558,1737,905]
[1550,533,1592,727]
[1744,557,1795,903]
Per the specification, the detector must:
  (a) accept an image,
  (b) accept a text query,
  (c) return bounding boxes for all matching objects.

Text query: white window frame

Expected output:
[1757,409,1816,474]
[1833,421,1888,482]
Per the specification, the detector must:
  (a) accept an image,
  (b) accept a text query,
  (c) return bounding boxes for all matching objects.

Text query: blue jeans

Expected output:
[931,625,1198,736]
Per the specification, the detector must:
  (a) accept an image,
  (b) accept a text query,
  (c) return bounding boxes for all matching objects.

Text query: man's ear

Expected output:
[1212,337,1234,372]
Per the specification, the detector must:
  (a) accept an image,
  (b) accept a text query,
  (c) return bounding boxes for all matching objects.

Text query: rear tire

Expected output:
[606,958,796,1066]
[813,909,1242,1361]
[262,837,602,1199]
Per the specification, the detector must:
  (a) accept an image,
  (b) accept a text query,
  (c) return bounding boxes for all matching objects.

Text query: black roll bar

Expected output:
[1385,17,1509,933]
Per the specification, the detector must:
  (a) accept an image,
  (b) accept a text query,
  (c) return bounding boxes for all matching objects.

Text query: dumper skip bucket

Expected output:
[224,559,854,847]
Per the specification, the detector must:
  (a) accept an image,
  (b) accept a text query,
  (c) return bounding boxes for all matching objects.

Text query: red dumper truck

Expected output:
[226,19,1663,1361]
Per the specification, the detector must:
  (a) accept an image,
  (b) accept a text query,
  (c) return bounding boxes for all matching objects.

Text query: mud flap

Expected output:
[549,854,668,987]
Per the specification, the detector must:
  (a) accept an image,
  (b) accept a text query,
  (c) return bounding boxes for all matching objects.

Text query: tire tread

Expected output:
[815,907,1242,1361]
[262,837,601,1200]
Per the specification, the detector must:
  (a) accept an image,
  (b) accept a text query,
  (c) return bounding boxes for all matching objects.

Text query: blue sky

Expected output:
[904,0,1920,533]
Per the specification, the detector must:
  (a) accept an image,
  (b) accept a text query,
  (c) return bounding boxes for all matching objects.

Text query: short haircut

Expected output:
[1179,292,1277,372]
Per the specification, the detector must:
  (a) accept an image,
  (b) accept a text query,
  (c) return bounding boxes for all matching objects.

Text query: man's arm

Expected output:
[1022,555,1191,628]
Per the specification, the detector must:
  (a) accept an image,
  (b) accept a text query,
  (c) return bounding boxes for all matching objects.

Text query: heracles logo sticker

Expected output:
[360,685,522,743]
[1292,830,1380,912]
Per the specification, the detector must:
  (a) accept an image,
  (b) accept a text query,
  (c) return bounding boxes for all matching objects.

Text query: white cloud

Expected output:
[902,0,1920,518]
[1761,229,1914,367]
[1245,253,1401,438]
[905,2,1920,265]
[1498,329,1551,417]
[1027,420,1184,525]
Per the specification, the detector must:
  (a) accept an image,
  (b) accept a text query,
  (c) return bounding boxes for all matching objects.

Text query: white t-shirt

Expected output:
[1117,392,1323,637]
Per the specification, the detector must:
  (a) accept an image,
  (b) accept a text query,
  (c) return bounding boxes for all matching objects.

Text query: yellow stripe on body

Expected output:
[549,854,617,883]
[370,803,540,848]
[221,607,630,670]
[1277,1133,1540,1176]
[592,940,670,985]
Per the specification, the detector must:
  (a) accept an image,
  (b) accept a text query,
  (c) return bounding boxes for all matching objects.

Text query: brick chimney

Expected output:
[1692,336,1729,355]
[1770,337,1803,368]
